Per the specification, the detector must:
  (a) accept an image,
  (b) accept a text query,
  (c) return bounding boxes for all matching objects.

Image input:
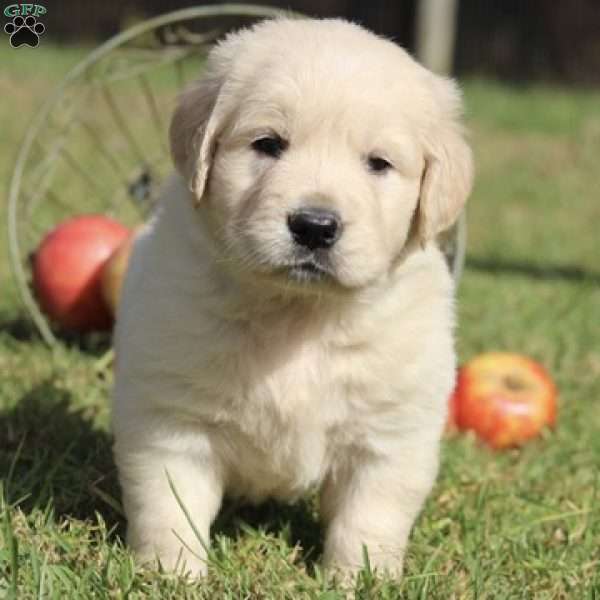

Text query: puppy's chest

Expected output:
[197,332,368,497]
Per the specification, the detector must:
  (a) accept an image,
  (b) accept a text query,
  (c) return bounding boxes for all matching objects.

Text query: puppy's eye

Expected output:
[251,135,288,159]
[367,155,393,173]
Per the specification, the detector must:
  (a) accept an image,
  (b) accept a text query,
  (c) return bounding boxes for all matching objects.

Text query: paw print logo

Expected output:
[4,15,45,48]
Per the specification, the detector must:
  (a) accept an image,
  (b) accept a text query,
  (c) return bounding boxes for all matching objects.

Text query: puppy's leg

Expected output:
[115,443,222,577]
[321,441,439,579]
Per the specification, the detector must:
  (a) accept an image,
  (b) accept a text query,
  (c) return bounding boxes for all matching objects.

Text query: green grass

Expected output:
[2,43,600,598]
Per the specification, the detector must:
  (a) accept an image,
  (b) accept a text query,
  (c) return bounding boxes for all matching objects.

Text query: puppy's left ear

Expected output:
[417,78,474,244]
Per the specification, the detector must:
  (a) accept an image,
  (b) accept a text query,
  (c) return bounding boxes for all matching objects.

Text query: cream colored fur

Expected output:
[112,17,473,579]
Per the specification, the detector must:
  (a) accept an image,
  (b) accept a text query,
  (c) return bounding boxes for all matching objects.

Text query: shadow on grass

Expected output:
[0,315,42,343]
[0,312,112,356]
[0,379,323,569]
[214,496,324,572]
[467,256,600,284]
[0,379,123,533]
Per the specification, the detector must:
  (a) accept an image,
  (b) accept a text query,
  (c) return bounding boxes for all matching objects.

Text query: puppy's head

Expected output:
[170,18,473,292]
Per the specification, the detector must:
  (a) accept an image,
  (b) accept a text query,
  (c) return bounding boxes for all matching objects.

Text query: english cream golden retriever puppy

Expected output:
[112,17,473,579]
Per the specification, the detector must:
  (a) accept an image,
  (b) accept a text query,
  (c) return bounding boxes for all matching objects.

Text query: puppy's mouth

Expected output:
[268,249,335,284]
[287,259,331,282]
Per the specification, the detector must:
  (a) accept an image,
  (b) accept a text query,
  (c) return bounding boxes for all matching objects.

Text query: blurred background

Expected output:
[39,0,600,84]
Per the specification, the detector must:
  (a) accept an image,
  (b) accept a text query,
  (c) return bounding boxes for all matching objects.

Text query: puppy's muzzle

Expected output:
[287,207,343,250]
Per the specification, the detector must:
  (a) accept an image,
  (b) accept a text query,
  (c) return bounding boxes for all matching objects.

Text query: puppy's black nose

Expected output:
[287,208,342,250]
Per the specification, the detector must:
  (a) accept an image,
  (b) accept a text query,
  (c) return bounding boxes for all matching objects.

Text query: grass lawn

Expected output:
[1,43,600,598]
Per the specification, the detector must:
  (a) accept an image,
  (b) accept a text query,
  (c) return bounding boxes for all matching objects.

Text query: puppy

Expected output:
[112,17,473,579]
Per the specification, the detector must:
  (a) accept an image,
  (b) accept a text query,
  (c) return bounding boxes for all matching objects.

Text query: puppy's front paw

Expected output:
[114,443,223,580]
[132,540,209,579]
[323,540,405,583]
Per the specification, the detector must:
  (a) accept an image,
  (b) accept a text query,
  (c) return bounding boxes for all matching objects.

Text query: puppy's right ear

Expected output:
[169,74,224,205]
[170,29,249,205]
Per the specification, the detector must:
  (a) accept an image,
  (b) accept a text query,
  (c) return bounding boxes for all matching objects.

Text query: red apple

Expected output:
[451,352,557,449]
[101,226,141,316]
[33,215,130,332]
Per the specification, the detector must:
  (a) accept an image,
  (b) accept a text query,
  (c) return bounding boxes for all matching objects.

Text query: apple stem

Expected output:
[504,374,528,392]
